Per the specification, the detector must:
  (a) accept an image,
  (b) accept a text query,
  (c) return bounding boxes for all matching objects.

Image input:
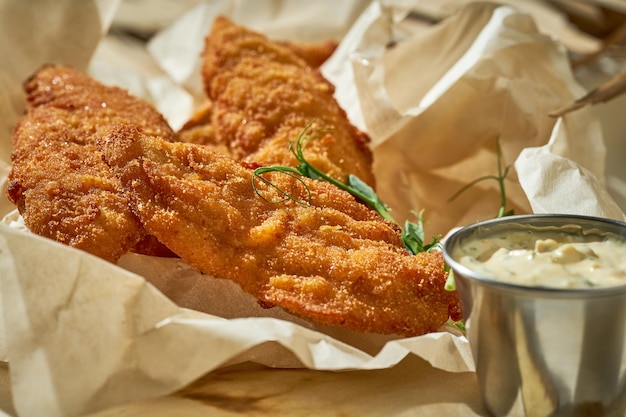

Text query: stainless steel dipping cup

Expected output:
[443,214,626,417]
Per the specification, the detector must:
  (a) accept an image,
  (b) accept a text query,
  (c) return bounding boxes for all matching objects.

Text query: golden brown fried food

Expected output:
[194,16,375,187]
[100,125,461,336]
[178,29,338,157]
[6,65,176,262]
[276,38,338,68]
[177,100,230,156]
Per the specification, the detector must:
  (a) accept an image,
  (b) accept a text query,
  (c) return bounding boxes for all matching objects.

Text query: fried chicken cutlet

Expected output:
[6,65,176,262]
[100,125,461,336]
[276,38,338,69]
[179,16,375,188]
[178,36,338,155]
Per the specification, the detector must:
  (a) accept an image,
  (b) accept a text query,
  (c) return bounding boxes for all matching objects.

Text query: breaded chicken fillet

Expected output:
[179,16,375,188]
[100,125,461,336]
[178,22,340,159]
[6,65,175,262]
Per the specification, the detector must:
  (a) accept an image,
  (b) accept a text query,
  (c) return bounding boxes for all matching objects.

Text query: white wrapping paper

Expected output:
[0,1,625,416]
[323,1,625,237]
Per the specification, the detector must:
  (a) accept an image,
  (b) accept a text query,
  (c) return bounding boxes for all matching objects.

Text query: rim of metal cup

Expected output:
[442,213,626,298]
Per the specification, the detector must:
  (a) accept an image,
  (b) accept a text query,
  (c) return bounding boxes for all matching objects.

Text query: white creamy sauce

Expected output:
[456,229,626,288]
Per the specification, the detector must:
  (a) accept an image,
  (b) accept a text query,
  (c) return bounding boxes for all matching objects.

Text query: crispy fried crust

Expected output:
[277,38,338,68]
[100,125,461,336]
[178,35,338,156]
[6,65,175,261]
[195,16,375,187]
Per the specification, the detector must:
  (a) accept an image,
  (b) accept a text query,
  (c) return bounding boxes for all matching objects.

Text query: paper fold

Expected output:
[324,2,624,238]
[1,1,625,417]
[0,224,472,417]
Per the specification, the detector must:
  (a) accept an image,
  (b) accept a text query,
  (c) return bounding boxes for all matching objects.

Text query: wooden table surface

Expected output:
[84,356,486,417]
[0,356,489,416]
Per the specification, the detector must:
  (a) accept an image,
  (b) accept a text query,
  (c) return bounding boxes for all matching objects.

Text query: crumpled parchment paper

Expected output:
[0,1,624,417]
[322,1,625,236]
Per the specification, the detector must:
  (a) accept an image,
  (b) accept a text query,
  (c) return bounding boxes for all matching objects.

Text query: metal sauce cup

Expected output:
[443,214,626,417]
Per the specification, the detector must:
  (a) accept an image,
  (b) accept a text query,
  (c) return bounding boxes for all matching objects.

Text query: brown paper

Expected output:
[323,2,625,238]
[0,223,473,417]
[1,1,625,417]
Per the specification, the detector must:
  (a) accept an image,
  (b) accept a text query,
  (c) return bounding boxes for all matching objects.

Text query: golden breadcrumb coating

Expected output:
[194,16,375,187]
[178,26,339,158]
[6,65,175,261]
[100,125,461,336]
[276,38,338,69]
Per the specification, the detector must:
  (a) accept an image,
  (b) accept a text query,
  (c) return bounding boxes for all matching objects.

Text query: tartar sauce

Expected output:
[455,229,626,289]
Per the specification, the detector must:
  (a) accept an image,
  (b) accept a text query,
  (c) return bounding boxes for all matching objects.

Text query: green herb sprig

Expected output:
[251,166,311,206]
[447,137,514,218]
[443,136,514,292]
[251,121,439,255]
[252,126,514,335]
